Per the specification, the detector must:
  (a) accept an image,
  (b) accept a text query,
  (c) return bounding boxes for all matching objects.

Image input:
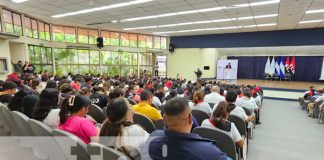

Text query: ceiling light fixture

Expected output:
[153,23,277,34]
[305,9,324,14]
[51,0,153,18]
[234,0,280,7]
[299,20,324,24]
[11,0,28,3]
[124,14,278,31]
[121,0,279,22]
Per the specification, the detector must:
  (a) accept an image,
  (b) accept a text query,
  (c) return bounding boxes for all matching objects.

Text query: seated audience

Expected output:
[142,97,228,160]
[202,101,244,148]
[226,91,253,122]
[0,81,17,104]
[8,88,33,112]
[204,86,225,107]
[100,98,149,159]
[235,88,257,119]
[33,88,60,128]
[132,90,162,122]
[90,86,108,109]
[22,94,39,118]
[189,90,212,115]
[58,94,99,144]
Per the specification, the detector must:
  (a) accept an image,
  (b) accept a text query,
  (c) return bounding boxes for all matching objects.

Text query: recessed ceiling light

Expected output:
[153,23,277,35]
[52,0,153,18]
[299,20,323,24]
[11,0,28,3]
[124,14,278,31]
[120,0,280,22]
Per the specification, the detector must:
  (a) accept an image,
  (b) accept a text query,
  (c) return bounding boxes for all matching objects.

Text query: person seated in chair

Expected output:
[132,89,162,122]
[141,97,230,160]
[0,81,17,104]
[235,88,257,121]
[100,98,149,159]
[202,101,244,149]
[226,91,253,123]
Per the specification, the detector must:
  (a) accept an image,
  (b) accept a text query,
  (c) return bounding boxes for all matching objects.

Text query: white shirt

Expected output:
[43,109,60,129]
[152,96,162,108]
[204,92,225,105]
[201,119,242,143]
[235,97,257,115]
[230,106,248,121]
[116,125,149,159]
[189,101,212,115]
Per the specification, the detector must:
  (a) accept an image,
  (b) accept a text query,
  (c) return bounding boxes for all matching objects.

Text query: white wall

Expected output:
[0,39,12,80]
[167,48,220,80]
[9,43,27,63]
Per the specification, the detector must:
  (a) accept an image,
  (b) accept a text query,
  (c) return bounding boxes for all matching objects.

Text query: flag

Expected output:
[285,56,290,73]
[279,56,285,78]
[270,56,275,75]
[275,57,280,74]
[264,57,271,74]
[290,56,296,74]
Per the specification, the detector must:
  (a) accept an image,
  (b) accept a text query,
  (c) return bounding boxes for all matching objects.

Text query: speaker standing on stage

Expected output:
[194,68,202,81]
[226,63,232,69]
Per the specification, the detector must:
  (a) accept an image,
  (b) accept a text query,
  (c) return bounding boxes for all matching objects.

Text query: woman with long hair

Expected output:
[58,94,98,144]
[201,101,244,148]
[100,98,149,160]
[189,90,212,115]
[33,88,60,128]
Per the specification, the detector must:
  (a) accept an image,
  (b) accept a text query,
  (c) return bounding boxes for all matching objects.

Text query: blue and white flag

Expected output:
[279,56,285,78]
[275,57,280,74]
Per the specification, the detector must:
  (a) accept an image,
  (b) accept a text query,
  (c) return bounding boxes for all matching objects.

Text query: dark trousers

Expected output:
[155,70,158,77]
[254,110,260,123]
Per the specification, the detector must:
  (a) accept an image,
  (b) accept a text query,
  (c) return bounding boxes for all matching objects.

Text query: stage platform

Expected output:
[216,79,323,101]
[218,79,323,90]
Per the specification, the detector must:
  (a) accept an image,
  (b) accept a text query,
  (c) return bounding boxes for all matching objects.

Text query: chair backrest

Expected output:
[242,107,251,116]
[133,113,156,133]
[52,129,90,160]
[127,99,137,106]
[87,142,130,160]
[192,127,237,160]
[155,119,165,130]
[191,110,210,126]
[273,73,279,77]
[228,115,247,137]
[28,119,53,136]
[102,107,108,119]
[88,104,105,123]
[11,111,34,136]
[1,105,18,135]
[208,103,215,109]
[285,73,291,77]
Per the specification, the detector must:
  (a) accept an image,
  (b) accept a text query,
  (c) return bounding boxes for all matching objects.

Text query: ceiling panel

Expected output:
[2,0,324,36]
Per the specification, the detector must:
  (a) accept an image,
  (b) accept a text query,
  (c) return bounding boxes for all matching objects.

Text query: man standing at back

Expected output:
[141,97,229,160]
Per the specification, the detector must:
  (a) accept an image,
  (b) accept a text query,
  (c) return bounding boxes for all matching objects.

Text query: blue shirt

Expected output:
[141,129,229,160]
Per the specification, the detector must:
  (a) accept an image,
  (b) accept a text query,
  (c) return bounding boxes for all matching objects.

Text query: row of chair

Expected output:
[298,97,324,123]
[264,73,292,81]
[0,103,130,160]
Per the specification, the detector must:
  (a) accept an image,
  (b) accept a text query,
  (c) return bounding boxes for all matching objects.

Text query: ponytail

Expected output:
[59,94,91,124]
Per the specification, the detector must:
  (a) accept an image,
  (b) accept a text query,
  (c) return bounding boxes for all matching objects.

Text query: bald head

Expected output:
[211,86,220,93]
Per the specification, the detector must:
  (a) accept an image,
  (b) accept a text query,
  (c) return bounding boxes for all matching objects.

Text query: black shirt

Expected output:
[0,94,14,104]
[90,93,108,109]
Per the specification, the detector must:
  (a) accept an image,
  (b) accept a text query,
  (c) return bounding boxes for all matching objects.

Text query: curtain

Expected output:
[227,56,323,82]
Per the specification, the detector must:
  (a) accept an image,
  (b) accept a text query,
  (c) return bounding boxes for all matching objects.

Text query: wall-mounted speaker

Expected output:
[97,37,104,49]
[169,43,175,53]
